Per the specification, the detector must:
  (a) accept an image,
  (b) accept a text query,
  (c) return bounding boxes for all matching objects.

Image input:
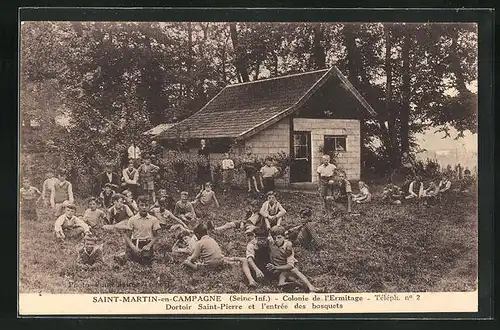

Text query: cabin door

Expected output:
[290,131,312,183]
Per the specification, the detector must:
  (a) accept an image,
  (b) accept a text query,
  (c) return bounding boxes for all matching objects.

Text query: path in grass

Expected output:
[19,186,477,294]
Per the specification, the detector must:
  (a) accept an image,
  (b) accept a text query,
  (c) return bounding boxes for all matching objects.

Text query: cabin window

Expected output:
[324,135,347,153]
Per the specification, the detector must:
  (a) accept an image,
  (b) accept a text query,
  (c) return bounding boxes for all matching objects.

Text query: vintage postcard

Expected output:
[18,9,489,317]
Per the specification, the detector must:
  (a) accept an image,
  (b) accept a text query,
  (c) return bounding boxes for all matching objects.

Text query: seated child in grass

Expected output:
[285,208,323,250]
[329,170,353,213]
[150,197,189,231]
[20,178,41,221]
[99,183,116,209]
[265,226,317,293]
[352,181,372,204]
[244,227,273,287]
[76,233,104,269]
[174,191,197,224]
[172,229,198,255]
[54,204,91,241]
[192,182,220,220]
[423,181,440,198]
[437,175,452,194]
[106,194,134,226]
[122,189,139,214]
[403,175,424,200]
[50,169,74,217]
[83,197,107,228]
[459,169,475,193]
[382,183,403,205]
[214,199,263,233]
[182,223,225,270]
[259,157,279,193]
[114,195,160,266]
[150,188,175,212]
[259,191,287,229]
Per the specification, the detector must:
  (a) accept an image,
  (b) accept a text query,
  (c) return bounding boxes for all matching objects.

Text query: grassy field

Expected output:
[19,184,478,294]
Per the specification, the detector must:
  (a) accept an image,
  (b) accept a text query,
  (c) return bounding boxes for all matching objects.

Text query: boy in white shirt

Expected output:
[316,155,337,211]
[221,153,235,193]
[259,191,287,229]
[259,157,279,193]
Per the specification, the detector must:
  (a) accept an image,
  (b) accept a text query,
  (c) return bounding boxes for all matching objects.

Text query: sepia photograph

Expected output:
[19,18,479,307]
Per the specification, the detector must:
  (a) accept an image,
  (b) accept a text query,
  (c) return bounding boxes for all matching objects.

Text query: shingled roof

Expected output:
[158,66,376,141]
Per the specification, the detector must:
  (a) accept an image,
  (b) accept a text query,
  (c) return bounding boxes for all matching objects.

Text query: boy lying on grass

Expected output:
[214,199,262,233]
[150,196,189,231]
[285,208,324,250]
[114,195,160,266]
[265,226,318,293]
[76,233,104,269]
[54,204,92,241]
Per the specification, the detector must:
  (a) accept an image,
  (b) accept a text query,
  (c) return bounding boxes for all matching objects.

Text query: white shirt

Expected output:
[221,159,235,170]
[317,163,337,177]
[128,145,141,159]
[106,172,113,183]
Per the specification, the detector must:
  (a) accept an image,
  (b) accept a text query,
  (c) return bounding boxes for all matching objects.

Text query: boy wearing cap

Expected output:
[259,191,286,229]
[285,208,323,250]
[76,233,104,269]
[266,225,317,292]
[54,204,91,241]
[316,155,337,211]
[114,195,160,265]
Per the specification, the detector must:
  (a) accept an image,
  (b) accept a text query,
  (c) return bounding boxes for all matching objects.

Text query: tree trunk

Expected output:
[383,23,398,167]
[187,22,193,99]
[400,24,411,157]
[229,23,249,83]
[449,26,470,95]
[312,23,326,69]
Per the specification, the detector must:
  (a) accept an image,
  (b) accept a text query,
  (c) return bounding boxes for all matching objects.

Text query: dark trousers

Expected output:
[126,239,154,265]
[262,177,275,193]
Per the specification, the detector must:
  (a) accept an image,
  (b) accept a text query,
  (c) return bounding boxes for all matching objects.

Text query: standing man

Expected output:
[95,162,120,196]
[197,139,212,190]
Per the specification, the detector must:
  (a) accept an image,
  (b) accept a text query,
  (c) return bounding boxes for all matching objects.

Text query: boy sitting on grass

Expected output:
[83,197,108,229]
[39,171,58,207]
[182,223,224,270]
[285,208,323,250]
[172,229,198,256]
[174,191,197,224]
[245,227,273,287]
[382,183,403,205]
[329,170,353,213]
[54,204,91,241]
[99,183,116,209]
[76,232,104,269]
[403,175,424,200]
[192,182,220,220]
[114,195,161,266]
[150,188,175,212]
[150,196,189,231]
[352,181,372,204]
[214,199,263,233]
[259,191,287,230]
[266,225,317,293]
[104,194,134,230]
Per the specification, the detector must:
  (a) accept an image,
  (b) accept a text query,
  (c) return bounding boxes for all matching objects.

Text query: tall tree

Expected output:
[229,23,249,83]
